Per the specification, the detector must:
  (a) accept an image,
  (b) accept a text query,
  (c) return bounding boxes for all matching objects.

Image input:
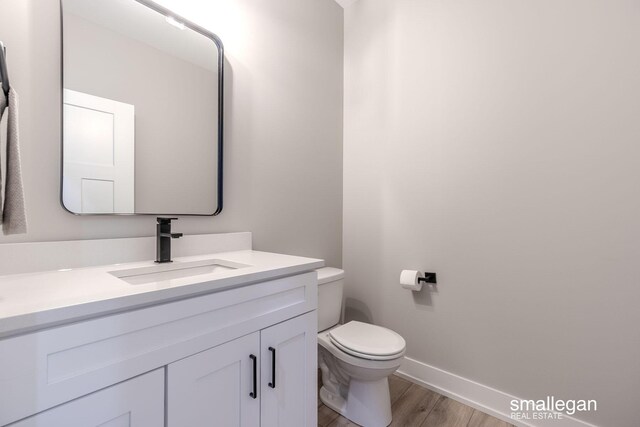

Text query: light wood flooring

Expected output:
[318,375,515,427]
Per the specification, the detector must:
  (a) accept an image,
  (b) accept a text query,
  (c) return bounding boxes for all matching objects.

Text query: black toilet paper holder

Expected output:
[418,272,437,284]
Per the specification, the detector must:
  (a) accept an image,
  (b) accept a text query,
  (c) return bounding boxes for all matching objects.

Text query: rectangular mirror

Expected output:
[61,0,223,215]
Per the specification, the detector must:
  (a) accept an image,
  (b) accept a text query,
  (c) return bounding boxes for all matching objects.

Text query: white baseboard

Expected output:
[396,357,599,427]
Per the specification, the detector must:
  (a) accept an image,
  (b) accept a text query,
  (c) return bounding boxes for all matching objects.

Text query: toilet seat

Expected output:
[318,331,404,370]
[329,321,406,361]
[330,337,405,361]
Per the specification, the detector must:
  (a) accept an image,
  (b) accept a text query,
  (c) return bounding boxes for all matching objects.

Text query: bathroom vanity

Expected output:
[2,1,322,423]
[0,234,322,426]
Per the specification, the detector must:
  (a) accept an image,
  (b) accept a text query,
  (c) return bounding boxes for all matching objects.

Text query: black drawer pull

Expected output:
[249,354,257,399]
[268,347,276,388]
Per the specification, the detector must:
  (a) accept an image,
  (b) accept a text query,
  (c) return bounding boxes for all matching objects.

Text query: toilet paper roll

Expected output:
[400,270,423,291]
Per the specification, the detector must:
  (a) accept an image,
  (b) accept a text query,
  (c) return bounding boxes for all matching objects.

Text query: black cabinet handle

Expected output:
[249,354,257,399]
[268,347,276,388]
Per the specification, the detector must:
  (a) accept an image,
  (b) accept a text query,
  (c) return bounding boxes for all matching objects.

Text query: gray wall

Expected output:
[64,12,218,214]
[343,1,640,426]
[0,0,343,267]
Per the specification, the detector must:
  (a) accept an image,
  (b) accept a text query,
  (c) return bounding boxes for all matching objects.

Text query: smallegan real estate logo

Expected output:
[510,396,597,421]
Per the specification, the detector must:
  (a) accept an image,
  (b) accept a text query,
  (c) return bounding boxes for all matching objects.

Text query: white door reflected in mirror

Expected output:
[63,89,135,214]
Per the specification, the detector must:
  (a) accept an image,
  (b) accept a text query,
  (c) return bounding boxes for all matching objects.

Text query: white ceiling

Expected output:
[334,0,358,9]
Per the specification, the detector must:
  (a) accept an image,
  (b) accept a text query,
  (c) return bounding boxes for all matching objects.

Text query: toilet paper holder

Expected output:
[418,272,437,284]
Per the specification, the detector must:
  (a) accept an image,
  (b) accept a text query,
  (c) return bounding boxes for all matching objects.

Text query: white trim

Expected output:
[396,356,600,427]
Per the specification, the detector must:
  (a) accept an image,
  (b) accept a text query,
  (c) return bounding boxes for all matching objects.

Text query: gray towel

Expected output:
[0,90,5,220]
[0,87,27,234]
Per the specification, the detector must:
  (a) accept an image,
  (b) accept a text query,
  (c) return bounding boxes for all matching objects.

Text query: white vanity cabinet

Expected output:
[168,332,261,427]
[259,313,317,427]
[9,369,165,427]
[168,312,317,427]
[0,271,319,427]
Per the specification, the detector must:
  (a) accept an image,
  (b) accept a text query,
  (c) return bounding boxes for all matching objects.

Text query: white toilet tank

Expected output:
[317,267,345,332]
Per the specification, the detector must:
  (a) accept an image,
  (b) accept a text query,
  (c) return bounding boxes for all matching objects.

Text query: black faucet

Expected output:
[156,217,183,263]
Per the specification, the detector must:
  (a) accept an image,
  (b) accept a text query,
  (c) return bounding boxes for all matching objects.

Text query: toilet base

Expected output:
[320,377,392,427]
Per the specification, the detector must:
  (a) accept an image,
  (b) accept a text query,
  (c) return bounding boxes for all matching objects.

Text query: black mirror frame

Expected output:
[59,0,224,216]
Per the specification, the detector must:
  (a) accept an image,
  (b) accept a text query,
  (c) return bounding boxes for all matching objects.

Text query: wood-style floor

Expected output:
[318,375,515,427]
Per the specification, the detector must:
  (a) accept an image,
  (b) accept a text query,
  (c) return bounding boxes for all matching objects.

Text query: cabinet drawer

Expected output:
[0,272,316,426]
[9,369,164,427]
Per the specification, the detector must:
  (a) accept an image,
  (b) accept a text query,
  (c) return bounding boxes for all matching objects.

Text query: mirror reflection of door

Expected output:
[62,89,135,214]
[61,0,222,215]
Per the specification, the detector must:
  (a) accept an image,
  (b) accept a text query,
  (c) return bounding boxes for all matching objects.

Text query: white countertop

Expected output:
[0,250,324,339]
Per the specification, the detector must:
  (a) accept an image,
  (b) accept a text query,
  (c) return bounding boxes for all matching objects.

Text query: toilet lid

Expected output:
[330,337,404,361]
[329,321,406,359]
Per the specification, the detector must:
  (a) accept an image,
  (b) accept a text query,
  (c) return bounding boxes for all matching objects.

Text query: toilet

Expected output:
[316,267,406,427]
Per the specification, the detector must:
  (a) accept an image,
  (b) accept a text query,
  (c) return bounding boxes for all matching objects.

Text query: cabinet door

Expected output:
[167,332,260,427]
[10,369,164,427]
[260,312,317,427]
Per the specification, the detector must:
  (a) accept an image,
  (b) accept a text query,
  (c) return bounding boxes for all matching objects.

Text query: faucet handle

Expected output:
[157,217,178,225]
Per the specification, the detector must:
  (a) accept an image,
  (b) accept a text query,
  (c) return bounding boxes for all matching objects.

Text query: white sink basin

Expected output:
[109,259,250,285]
